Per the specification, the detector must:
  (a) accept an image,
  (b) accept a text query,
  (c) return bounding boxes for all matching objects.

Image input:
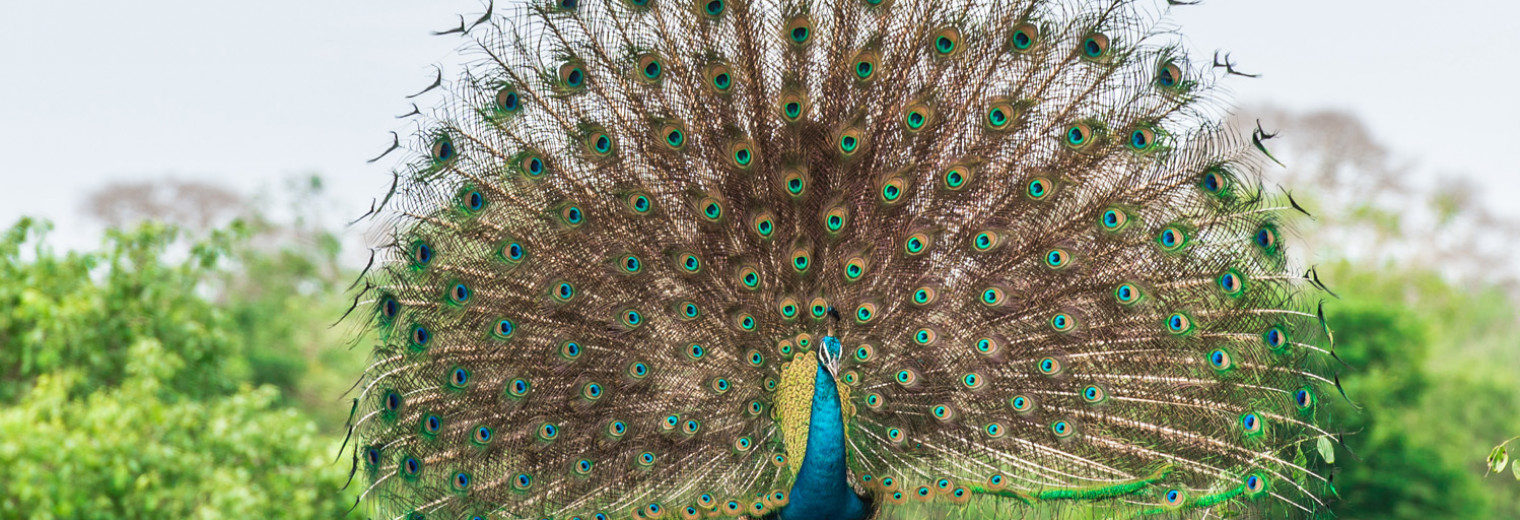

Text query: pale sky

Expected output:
[3,1,1517,263]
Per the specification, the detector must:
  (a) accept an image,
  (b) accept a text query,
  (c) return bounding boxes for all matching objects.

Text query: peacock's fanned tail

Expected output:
[349,0,1338,518]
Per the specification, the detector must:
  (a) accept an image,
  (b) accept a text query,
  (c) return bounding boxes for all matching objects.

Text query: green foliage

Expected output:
[0,218,248,402]
[0,215,359,518]
[1485,436,1520,480]
[1320,262,1520,519]
[0,341,351,518]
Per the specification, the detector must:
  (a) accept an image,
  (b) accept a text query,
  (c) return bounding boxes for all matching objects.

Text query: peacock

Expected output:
[344,0,1343,518]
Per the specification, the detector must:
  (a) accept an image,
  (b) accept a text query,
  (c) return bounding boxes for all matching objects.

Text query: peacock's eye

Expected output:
[1027,177,1052,200]
[932,27,962,56]
[1240,412,1263,434]
[411,241,434,266]
[431,137,456,163]
[1044,248,1070,269]
[560,62,586,89]
[1129,128,1156,151]
[791,249,811,271]
[784,169,807,197]
[410,325,431,347]
[637,54,663,81]
[903,105,930,131]
[854,303,875,323]
[1051,420,1075,438]
[1081,32,1110,60]
[461,189,485,212]
[679,253,702,273]
[1295,388,1316,410]
[523,155,545,177]
[1157,225,1187,251]
[1101,208,1129,230]
[508,378,531,397]
[1255,226,1279,251]
[986,100,1017,131]
[735,268,757,289]
[708,64,734,92]
[1065,123,1092,148]
[852,50,879,81]
[379,296,400,320]
[1200,167,1230,196]
[942,166,971,190]
[912,286,935,305]
[880,176,904,203]
[785,16,814,45]
[975,337,999,356]
[980,287,1005,307]
[972,231,997,249]
[448,283,470,304]
[1038,357,1061,375]
[1009,394,1034,413]
[1157,62,1183,88]
[495,88,521,113]
[730,144,753,168]
[904,232,930,255]
[838,128,863,156]
[627,192,652,214]
[1245,474,1267,495]
[854,344,874,362]
[1011,23,1038,52]
[621,309,643,328]
[560,340,582,360]
[1263,326,1289,350]
[1209,349,1233,370]
[1166,312,1192,334]
[1218,271,1245,295]
[583,130,615,156]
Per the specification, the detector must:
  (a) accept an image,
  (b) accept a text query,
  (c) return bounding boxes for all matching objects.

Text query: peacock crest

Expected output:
[344,0,1340,518]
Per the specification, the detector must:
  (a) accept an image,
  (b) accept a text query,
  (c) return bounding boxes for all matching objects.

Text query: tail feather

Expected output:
[349,0,1338,518]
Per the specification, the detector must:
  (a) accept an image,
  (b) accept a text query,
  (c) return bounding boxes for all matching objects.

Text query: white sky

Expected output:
[2,1,1517,263]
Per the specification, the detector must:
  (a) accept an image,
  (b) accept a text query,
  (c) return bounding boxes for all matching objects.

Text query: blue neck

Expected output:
[780,338,868,520]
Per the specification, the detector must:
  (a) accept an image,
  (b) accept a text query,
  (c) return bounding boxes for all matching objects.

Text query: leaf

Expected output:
[1317,436,1336,464]
[1513,457,1520,481]
[1488,446,1509,474]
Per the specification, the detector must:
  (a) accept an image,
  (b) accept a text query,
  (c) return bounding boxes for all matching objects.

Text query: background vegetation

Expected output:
[1,110,1517,518]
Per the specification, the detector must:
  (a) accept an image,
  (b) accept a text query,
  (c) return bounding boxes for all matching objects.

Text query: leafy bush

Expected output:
[0,342,351,518]
[0,218,357,518]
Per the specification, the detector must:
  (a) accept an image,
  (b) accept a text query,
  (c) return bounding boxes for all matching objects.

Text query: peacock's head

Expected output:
[819,335,842,379]
[818,307,843,378]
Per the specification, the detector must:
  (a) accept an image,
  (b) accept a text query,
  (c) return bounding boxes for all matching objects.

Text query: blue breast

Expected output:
[779,337,869,520]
